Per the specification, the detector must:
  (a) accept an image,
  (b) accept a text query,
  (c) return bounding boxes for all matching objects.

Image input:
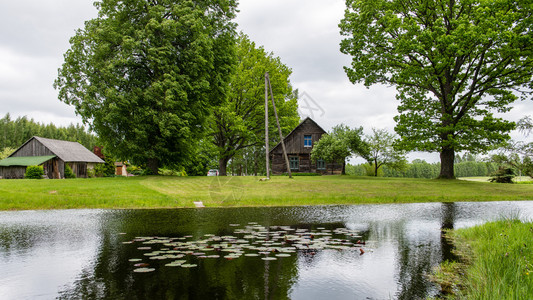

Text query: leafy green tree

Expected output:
[311,124,368,175]
[340,0,532,179]
[55,0,238,174]
[365,128,407,176]
[0,147,15,160]
[492,141,533,178]
[211,34,299,176]
[518,116,533,136]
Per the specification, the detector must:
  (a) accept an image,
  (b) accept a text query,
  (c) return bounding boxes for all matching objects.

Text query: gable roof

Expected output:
[11,136,104,163]
[269,117,327,154]
[0,155,56,167]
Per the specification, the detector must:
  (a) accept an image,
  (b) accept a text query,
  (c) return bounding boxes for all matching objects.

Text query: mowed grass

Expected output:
[0,175,532,210]
[433,219,533,299]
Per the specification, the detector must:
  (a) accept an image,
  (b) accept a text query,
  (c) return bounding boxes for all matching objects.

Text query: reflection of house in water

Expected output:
[0,136,104,179]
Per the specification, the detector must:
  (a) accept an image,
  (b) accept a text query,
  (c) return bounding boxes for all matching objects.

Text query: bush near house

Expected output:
[64,165,76,179]
[25,165,44,179]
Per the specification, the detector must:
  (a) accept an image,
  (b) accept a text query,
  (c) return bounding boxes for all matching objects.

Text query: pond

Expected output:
[1,201,533,299]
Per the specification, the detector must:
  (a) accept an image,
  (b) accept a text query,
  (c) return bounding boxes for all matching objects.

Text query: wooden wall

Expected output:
[272,119,324,155]
[11,139,55,157]
[0,167,26,179]
[271,153,342,175]
[68,163,88,178]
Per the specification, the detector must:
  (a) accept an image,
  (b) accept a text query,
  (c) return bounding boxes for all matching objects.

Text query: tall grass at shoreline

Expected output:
[0,175,532,210]
[434,218,533,299]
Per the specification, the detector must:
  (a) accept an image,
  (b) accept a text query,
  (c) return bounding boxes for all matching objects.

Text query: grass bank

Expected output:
[433,219,533,299]
[0,175,532,210]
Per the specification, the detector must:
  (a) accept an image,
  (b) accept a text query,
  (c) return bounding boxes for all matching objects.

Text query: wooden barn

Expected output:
[269,117,343,175]
[0,136,104,179]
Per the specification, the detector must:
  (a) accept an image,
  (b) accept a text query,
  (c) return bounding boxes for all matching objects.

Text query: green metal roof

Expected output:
[0,155,56,167]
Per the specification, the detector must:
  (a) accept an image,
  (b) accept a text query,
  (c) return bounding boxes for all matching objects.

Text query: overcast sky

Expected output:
[1,0,532,162]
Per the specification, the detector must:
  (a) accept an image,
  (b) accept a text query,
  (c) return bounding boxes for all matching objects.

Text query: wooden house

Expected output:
[269,117,343,175]
[0,136,104,179]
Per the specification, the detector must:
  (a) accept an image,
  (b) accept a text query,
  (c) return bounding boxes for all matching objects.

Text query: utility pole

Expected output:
[265,73,270,179]
[266,72,292,179]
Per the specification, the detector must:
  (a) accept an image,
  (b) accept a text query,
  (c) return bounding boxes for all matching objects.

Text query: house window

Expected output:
[317,159,326,170]
[289,157,299,170]
[304,135,312,147]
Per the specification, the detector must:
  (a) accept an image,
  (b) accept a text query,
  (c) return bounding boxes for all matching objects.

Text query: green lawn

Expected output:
[0,175,532,210]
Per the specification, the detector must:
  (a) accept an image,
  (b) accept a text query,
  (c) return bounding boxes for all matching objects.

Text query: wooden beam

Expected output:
[266,73,292,179]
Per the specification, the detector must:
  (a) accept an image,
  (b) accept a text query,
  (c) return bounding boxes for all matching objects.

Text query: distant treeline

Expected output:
[347,159,499,179]
[0,113,98,151]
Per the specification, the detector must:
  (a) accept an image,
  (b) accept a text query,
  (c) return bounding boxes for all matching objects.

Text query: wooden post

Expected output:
[266,73,292,179]
[265,73,270,179]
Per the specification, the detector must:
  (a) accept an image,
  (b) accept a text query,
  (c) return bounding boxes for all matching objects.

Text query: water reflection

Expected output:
[1,202,533,299]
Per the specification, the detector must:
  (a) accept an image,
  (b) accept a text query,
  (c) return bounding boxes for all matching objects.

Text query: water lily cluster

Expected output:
[123,223,365,273]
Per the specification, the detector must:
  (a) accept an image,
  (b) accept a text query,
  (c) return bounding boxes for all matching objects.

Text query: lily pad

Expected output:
[261,257,277,261]
[133,267,155,273]
[275,253,291,257]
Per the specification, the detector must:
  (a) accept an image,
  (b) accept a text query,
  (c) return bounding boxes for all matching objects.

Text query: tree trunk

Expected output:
[439,147,455,179]
[219,157,229,176]
[147,158,159,175]
[342,160,346,175]
[253,151,258,176]
[374,159,378,176]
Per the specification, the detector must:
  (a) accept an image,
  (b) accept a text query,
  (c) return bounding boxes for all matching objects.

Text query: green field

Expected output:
[0,175,532,210]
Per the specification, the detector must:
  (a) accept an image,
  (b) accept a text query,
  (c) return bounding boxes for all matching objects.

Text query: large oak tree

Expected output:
[340,0,533,178]
[55,0,237,174]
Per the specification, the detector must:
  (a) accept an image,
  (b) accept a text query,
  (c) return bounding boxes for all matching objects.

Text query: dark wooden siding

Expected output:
[271,119,325,155]
[271,153,342,175]
[0,167,26,179]
[11,139,55,157]
[68,162,88,178]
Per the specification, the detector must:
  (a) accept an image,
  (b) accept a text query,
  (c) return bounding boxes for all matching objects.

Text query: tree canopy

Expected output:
[55,0,238,174]
[211,34,299,176]
[340,0,533,179]
[0,113,98,151]
[311,124,368,175]
[365,128,407,176]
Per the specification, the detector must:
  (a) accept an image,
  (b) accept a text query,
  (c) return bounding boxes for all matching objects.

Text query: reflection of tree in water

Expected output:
[440,202,458,262]
[57,210,300,299]
[393,202,458,299]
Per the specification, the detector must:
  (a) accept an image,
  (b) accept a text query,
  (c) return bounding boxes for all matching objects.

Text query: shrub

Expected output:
[158,167,187,176]
[25,165,44,179]
[87,168,96,178]
[64,165,76,178]
[126,165,142,175]
[95,158,116,177]
[489,167,515,183]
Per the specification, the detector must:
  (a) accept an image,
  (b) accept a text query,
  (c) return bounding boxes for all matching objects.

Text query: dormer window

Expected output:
[304,135,312,147]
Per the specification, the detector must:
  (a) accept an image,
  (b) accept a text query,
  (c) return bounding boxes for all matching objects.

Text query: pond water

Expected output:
[1,201,533,300]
